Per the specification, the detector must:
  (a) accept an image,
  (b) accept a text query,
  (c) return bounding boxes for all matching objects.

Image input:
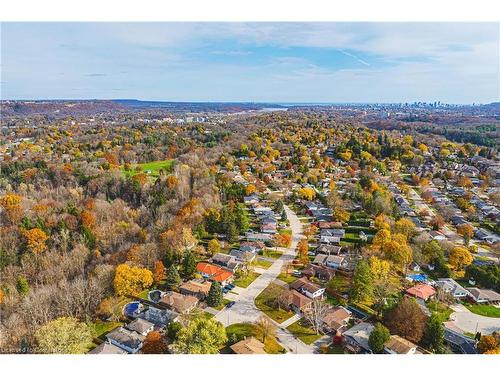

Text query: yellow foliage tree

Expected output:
[21,228,49,254]
[449,247,473,272]
[298,187,316,200]
[114,263,153,296]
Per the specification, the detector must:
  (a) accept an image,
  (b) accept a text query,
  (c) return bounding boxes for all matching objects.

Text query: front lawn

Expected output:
[225,323,285,354]
[464,303,500,318]
[263,249,283,259]
[234,271,260,288]
[426,301,453,322]
[253,258,273,269]
[212,298,232,311]
[277,272,298,284]
[255,283,295,323]
[286,318,322,345]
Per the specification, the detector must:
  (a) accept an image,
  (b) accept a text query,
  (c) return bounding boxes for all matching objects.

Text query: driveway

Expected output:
[449,304,500,335]
[214,205,304,327]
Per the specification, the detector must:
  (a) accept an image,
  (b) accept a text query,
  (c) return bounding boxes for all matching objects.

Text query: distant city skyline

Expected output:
[1,22,499,103]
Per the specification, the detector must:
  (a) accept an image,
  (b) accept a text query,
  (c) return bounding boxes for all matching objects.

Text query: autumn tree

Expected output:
[449,246,473,272]
[384,298,427,343]
[153,260,166,285]
[457,224,474,246]
[298,187,316,201]
[477,335,498,353]
[173,317,227,354]
[0,193,23,223]
[35,317,93,354]
[255,315,277,344]
[368,323,390,353]
[113,263,153,296]
[430,215,445,230]
[297,239,309,264]
[394,218,416,240]
[207,238,221,256]
[142,331,168,354]
[21,227,49,255]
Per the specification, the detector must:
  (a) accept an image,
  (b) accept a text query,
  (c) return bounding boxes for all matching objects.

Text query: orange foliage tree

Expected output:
[21,228,49,254]
[142,331,168,354]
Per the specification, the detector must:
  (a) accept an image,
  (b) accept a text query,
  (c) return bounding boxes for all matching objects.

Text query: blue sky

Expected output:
[1,22,499,103]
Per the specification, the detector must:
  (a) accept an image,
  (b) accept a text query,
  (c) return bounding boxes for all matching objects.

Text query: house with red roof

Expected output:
[196,262,233,286]
[405,283,436,301]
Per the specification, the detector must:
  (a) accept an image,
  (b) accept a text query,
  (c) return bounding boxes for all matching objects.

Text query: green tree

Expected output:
[16,275,30,297]
[420,314,445,353]
[350,260,373,303]
[182,250,197,278]
[207,281,223,307]
[368,323,390,353]
[166,264,181,290]
[35,317,92,354]
[235,204,250,233]
[226,222,239,243]
[167,321,183,341]
[174,317,227,354]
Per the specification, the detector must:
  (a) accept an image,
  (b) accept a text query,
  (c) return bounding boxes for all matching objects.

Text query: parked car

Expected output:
[226,301,235,308]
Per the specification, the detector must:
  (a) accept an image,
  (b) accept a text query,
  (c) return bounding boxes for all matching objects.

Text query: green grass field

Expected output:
[88,320,123,340]
[286,318,322,345]
[263,249,283,259]
[253,258,273,269]
[255,283,295,323]
[426,301,453,322]
[464,303,500,318]
[122,160,174,179]
[234,271,260,288]
[277,272,299,284]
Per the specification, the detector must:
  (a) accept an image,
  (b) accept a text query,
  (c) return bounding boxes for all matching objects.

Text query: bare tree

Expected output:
[255,315,276,344]
[303,299,330,334]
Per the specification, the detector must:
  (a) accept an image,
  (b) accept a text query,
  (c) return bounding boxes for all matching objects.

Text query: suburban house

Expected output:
[405,283,436,301]
[315,244,342,255]
[246,232,273,243]
[444,322,478,354]
[230,337,266,354]
[322,306,352,333]
[301,264,335,282]
[243,194,260,205]
[320,229,345,244]
[89,341,128,354]
[384,335,418,354]
[261,222,277,234]
[159,291,198,314]
[142,304,179,327]
[435,278,469,299]
[125,318,155,336]
[196,262,234,286]
[289,289,313,313]
[211,253,241,272]
[325,254,347,269]
[289,277,325,299]
[466,288,500,304]
[229,249,256,263]
[239,241,265,253]
[179,280,212,300]
[312,253,328,265]
[105,327,145,354]
[343,322,375,353]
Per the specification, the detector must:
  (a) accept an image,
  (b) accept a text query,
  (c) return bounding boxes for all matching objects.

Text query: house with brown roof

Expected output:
[289,277,325,299]
[301,264,335,282]
[126,318,155,336]
[322,306,352,333]
[289,289,313,313]
[159,291,198,314]
[466,288,500,304]
[406,283,436,301]
[230,337,266,354]
[179,280,212,300]
[384,335,418,354]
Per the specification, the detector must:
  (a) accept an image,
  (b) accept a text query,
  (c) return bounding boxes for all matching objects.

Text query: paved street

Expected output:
[214,205,304,327]
[450,304,500,335]
[213,205,324,353]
